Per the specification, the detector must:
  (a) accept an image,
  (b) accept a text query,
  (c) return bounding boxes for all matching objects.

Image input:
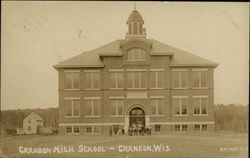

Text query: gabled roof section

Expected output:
[53,40,123,69]
[149,39,218,67]
[25,112,44,121]
[149,39,175,56]
[53,39,218,69]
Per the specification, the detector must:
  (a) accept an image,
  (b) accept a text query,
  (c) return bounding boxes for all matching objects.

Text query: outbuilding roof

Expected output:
[53,39,218,69]
[25,112,44,121]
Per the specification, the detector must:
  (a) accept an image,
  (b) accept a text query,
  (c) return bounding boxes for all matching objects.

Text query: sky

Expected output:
[1,1,249,110]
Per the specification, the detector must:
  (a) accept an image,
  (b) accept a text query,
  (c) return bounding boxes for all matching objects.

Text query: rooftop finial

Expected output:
[134,1,136,10]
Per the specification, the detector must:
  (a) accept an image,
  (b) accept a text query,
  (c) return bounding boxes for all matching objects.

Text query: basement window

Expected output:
[155,125,161,132]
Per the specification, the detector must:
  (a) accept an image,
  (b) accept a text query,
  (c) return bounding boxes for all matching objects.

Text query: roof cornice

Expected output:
[169,63,219,67]
[53,64,104,70]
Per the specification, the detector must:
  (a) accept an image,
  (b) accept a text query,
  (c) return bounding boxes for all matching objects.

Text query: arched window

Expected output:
[129,24,132,34]
[133,23,137,34]
[127,48,146,61]
[130,107,145,116]
[139,23,142,34]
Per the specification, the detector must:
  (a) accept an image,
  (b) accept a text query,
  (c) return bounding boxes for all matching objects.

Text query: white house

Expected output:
[23,112,44,134]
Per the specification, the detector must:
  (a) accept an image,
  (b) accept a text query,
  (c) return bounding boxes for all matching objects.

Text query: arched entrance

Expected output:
[124,104,150,133]
[129,107,145,128]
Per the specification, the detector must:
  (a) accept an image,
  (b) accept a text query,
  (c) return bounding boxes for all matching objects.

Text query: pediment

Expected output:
[120,39,152,51]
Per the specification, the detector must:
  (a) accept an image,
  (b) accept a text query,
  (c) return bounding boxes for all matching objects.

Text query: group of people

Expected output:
[109,124,152,136]
[109,126,124,136]
[128,125,152,136]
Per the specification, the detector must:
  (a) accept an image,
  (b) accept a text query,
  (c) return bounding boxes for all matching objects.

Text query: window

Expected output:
[194,124,201,131]
[194,124,207,131]
[28,126,31,131]
[173,97,188,116]
[150,70,163,89]
[150,98,164,116]
[130,108,144,115]
[66,126,80,134]
[86,126,100,134]
[110,99,123,116]
[174,125,181,132]
[175,124,188,132]
[66,126,79,134]
[93,126,100,133]
[202,124,207,131]
[65,98,80,117]
[182,125,188,131]
[193,99,200,115]
[127,70,147,89]
[192,70,208,88]
[110,71,123,89]
[139,23,142,34]
[155,125,161,132]
[133,23,138,34]
[65,71,80,89]
[172,70,188,88]
[86,126,92,133]
[129,24,132,34]
[85,97,100,117]
[193,96,208,115]
[73,126,80,133]
[66,127,72,133]
[85,70,100,89]
[127,48,145,61]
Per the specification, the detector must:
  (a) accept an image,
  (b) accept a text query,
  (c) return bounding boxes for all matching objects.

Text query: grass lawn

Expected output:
[1,131,248,158]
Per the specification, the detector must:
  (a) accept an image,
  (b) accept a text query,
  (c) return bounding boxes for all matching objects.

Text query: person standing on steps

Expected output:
[109,126,112,136]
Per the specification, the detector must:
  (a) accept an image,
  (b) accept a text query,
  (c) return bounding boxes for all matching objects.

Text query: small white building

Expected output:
[23,112,44,134]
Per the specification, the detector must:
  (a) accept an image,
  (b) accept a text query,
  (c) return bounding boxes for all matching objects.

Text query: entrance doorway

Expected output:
[129,107,145,129]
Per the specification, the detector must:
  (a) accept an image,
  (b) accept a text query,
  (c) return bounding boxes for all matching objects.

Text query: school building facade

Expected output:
[54,9,218,135]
